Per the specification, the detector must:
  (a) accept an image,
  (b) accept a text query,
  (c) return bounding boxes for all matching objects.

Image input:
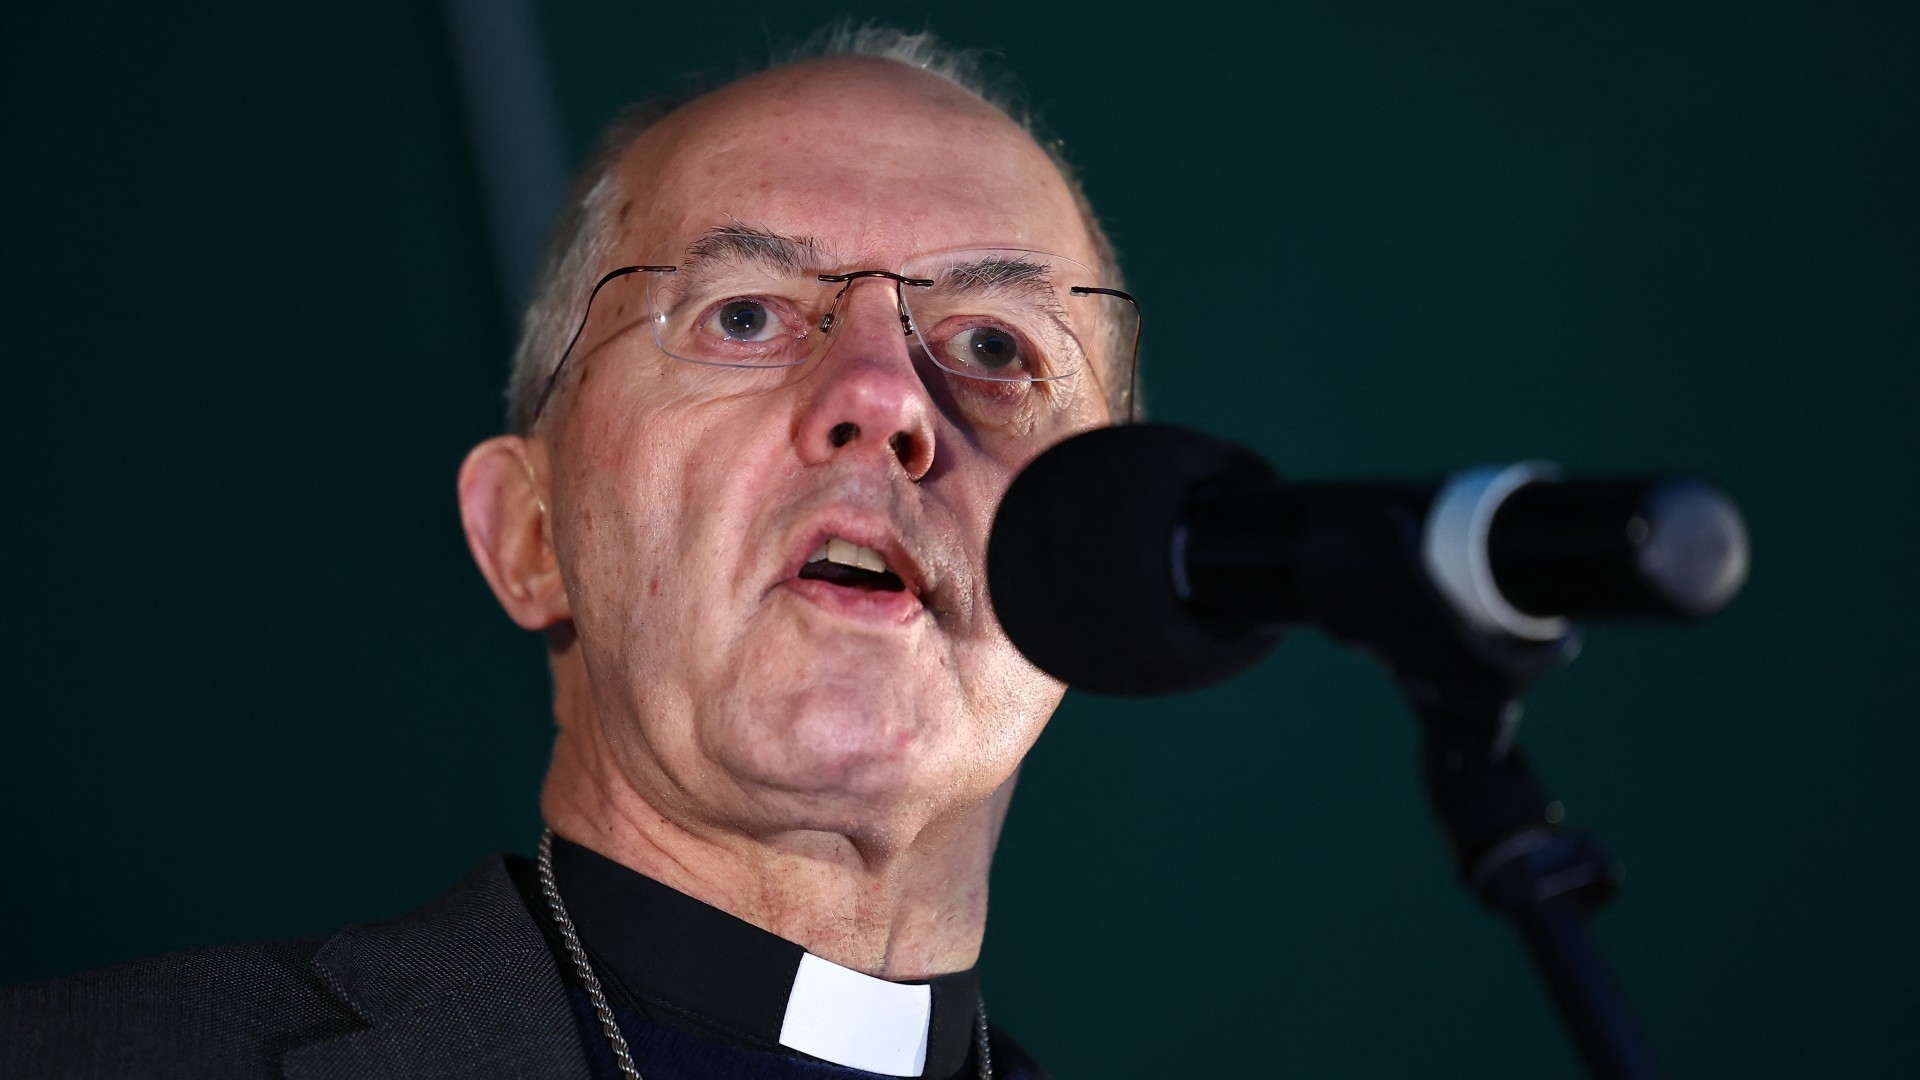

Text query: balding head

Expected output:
[506,38,1126,434]
[455,31,1127,977]
[627,58,1092,266]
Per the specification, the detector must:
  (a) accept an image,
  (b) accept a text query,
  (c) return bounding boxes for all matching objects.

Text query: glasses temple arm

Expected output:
[529,264,676,425]
[1071,286,1142,423]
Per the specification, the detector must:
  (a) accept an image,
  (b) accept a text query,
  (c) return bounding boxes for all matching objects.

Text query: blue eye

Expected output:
[716,300,773,340]
[950,326,1025,373]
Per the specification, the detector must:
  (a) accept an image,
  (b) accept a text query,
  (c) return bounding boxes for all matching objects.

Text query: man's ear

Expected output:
[458,435,570,630]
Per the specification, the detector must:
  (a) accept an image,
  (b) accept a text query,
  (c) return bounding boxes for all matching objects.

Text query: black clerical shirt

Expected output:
[507,837,1033,1080]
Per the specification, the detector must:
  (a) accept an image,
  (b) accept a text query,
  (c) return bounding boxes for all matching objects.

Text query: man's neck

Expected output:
[540,724,1010,980]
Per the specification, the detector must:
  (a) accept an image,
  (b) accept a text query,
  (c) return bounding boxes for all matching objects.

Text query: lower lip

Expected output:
[782,577,926,624]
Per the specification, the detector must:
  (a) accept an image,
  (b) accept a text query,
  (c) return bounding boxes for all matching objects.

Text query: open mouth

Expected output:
[798,537,907,592]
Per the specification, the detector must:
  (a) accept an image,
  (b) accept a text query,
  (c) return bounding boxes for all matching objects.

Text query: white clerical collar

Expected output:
[780,951,933,1075]
[543,837,979,1078]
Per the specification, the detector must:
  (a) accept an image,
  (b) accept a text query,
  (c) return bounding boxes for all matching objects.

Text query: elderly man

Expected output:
[2,27,1132,1080]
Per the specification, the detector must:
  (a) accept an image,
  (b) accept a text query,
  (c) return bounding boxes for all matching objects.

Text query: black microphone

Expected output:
[987,424,1749,696]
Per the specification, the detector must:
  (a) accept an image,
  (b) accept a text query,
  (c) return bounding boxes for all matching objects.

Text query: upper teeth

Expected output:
[810,537,889,574]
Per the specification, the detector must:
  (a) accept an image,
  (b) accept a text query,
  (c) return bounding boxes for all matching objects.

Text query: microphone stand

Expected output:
[1408,675,1661,1080]
[997,423,1733,1075]
[995,420,1751,1074]
[1276,488,1664,1079]
[997,422,1752,1074]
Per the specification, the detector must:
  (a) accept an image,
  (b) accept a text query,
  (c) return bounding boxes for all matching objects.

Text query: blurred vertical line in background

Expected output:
[440,0,569,320]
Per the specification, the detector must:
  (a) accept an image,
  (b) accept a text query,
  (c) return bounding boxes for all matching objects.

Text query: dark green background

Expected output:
[4,3,1914,1076]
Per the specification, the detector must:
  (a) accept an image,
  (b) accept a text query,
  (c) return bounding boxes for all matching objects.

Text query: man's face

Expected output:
[541,59,1114,847]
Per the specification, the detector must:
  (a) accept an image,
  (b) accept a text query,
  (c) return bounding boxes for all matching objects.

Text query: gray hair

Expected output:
[505,22,1128,434]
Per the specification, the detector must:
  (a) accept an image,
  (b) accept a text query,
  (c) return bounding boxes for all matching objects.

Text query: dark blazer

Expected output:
[1,856,595,1078]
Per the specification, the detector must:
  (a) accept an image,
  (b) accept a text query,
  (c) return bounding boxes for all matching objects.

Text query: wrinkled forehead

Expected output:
[611,59,1097,271]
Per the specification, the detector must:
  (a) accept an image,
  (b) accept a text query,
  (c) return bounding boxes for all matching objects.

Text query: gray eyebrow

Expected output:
[936,256,1051,291]
[931,256,1070,317]
[681,226,829,274]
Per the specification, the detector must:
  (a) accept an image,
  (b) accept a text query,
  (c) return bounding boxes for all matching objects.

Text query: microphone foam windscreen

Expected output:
[987,423,1281,696]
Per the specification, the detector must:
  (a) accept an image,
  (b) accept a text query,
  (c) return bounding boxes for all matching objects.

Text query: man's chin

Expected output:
[720,721,929,803]
[705,710,991,839]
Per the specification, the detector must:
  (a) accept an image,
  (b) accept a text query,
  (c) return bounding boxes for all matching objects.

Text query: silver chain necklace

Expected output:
[537,829,992,1080]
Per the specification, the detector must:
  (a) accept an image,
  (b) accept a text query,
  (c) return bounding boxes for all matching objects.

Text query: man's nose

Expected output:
[794,280,937,481]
